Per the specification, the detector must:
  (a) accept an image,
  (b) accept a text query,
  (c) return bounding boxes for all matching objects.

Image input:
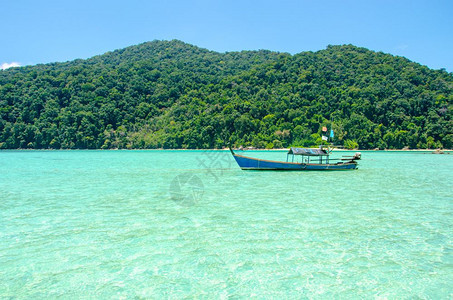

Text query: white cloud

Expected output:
[1,62,21,70]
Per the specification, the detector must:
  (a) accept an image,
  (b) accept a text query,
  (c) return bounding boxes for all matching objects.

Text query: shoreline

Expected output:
[0,148,452,152]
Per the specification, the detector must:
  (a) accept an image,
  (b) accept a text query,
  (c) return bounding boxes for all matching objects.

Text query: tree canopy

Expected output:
[0,40,452,149]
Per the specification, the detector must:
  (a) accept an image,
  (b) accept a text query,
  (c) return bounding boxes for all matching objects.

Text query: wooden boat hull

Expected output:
[232,152,358,171]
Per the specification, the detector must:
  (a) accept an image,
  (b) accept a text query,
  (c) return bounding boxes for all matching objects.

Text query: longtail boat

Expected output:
[230,147,361,171]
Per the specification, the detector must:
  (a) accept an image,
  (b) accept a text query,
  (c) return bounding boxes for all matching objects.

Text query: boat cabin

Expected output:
[287,147,330,164]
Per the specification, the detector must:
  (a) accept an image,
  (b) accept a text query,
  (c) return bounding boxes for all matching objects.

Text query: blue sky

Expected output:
[2,0,452,71]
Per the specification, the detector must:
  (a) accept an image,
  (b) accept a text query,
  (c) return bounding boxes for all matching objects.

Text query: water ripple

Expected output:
[0,150,452,298]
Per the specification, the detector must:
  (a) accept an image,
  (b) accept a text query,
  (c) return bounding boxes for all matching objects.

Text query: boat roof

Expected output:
[288,147,328,156]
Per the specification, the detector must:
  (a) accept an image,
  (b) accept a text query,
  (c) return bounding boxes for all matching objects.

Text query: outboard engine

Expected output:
[352,152,361,160]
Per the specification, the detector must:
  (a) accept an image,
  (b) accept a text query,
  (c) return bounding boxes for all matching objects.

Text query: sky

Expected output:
[1,0,452,71]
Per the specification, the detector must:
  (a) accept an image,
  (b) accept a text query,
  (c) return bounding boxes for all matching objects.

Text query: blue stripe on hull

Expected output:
[233,154,357,171]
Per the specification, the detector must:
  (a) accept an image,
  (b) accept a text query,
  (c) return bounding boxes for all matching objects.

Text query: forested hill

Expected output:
[0,40,452,149]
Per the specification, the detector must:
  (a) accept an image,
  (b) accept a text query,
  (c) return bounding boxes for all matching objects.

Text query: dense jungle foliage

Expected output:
[0,40,452,149]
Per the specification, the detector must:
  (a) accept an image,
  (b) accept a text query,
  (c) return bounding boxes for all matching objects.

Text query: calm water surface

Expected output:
[0,150,452,298]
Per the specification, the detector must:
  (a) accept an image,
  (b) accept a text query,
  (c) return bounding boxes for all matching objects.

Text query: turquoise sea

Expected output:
[0,150,452,298]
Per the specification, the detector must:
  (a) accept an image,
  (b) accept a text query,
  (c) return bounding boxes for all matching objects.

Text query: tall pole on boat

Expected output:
[328,115,334,163]
[321,125,328,164]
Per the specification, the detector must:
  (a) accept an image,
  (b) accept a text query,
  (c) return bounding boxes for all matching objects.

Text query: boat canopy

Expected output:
[288,147,328,156]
